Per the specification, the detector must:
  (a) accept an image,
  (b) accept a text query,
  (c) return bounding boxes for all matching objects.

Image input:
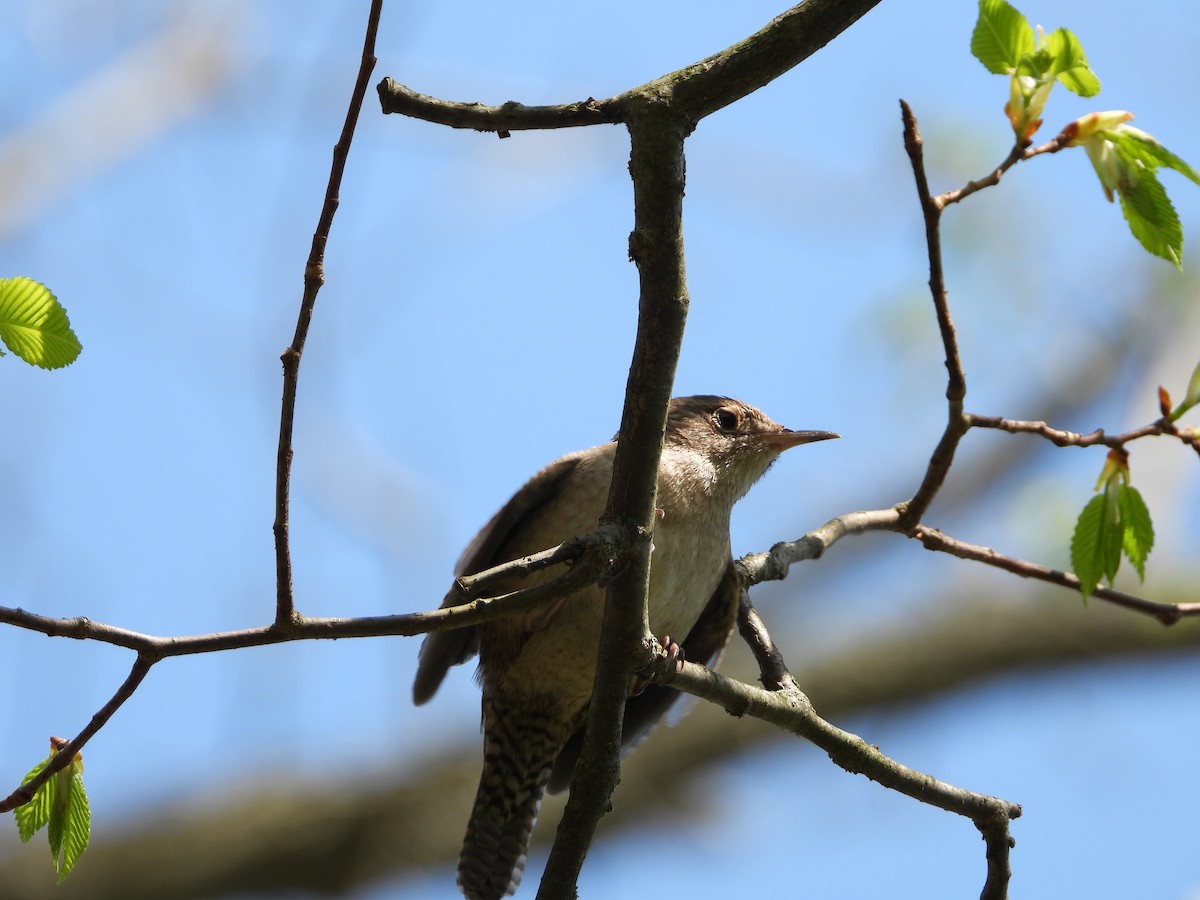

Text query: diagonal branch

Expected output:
[914,526,1200,624]
[934,128,1072,209]
[0,655,153,814]
[652,601,1021,900]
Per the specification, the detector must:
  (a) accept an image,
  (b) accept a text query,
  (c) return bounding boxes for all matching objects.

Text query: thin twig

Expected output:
[727,599,1018,900]
[0,541,614,655]
[273,0,384,627]
[646,639,1022,895]
[736,594,794,692]
[0,655,153,813]
[658,656,1015,815]
[896,100,969,529]
[914,526,1200,624]
[934,130,1072,209]
[966,413,1179,448]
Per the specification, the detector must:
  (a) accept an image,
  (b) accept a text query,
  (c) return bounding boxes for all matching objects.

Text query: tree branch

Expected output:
[896,99,969,531]
[966,412,1187,449]
[376,81,621,132]
[650,605,1020,900]
[378,0,884,135]
[537,98,693,900]
[913,526,1200,624]
[934,128,1072,209]
[0,655,153,814]
[736,507,902,586]
[0,529,615,654]
[273,0,383,627]
[733,597,1019,899]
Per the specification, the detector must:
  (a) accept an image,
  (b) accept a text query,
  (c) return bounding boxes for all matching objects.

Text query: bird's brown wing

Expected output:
[412,452,587,706]
[546,561,740,793]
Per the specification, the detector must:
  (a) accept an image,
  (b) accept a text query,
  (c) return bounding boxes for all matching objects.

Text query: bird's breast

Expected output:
[645,503,731,641]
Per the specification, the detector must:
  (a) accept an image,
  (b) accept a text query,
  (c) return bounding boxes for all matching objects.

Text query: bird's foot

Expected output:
[630,635,685,696]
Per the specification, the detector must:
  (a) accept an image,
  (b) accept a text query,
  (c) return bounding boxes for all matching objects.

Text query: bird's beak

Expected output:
[761,429,840,451]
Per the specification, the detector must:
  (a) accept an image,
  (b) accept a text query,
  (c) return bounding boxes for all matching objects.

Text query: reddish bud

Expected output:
[1159,386,1172,419]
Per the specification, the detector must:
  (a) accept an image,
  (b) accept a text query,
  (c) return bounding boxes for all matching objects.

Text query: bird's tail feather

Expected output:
[458,703,566,900]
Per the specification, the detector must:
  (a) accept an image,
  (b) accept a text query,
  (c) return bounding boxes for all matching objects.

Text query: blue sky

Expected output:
[3,1,1200,897]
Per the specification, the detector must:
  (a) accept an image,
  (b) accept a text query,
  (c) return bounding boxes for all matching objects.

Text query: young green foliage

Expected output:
[14,742,91,881]
[971,1,1199,266]
[14,760,53,844]
[971,0,1099,142]
[1118,485,1154,581]
[0,276,82,369]
[1041,28,1100,97]
[971,0,1035,75]
[1070,452,1155,600]
[1088,124,1200,267]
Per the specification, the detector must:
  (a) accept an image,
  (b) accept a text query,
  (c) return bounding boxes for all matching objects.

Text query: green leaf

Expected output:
[54,768,90,880]
[1101,483,1121,583]
[1183,358,1200,412]
[1108,127,1200,187]
[12,751,91,880]
[14,759,53,843]
[1119,485,1154,580]
[1043,27,1100,96]
[0,277,82,369]
[47,772,65,870]
[1118,168,1184,267]
[971,0,1034,74]
[1071,494,1112,599]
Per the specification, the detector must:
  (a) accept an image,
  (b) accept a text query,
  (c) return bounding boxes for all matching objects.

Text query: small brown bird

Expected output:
[414,396,837,900]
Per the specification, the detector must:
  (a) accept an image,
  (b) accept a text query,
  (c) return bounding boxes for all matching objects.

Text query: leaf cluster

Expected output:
[972,0,1199,266]
[14,748,91,881]
[1070,461,1155,601]
[972,0,1098,96]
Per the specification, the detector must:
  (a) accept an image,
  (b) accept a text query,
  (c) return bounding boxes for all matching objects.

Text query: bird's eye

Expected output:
[713,408,739,433]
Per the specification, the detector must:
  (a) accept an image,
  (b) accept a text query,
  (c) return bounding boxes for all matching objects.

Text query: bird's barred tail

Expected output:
[458,703,567,900]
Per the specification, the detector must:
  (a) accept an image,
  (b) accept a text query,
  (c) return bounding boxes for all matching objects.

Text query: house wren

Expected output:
[414,395,837,900]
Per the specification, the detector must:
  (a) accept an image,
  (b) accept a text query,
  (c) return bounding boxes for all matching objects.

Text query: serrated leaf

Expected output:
[1101,483,1122,583]
[14,759,53,843]
[1118,168,1184,267]
[971,0,1034,74]
[1108,127,1200,187]
[48,767,69,867]
[55,769,90,880]
[0,277,82,369]
[1043,27,1100,96]
[1119,485,1154,580]
[1070,494,1107,599]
